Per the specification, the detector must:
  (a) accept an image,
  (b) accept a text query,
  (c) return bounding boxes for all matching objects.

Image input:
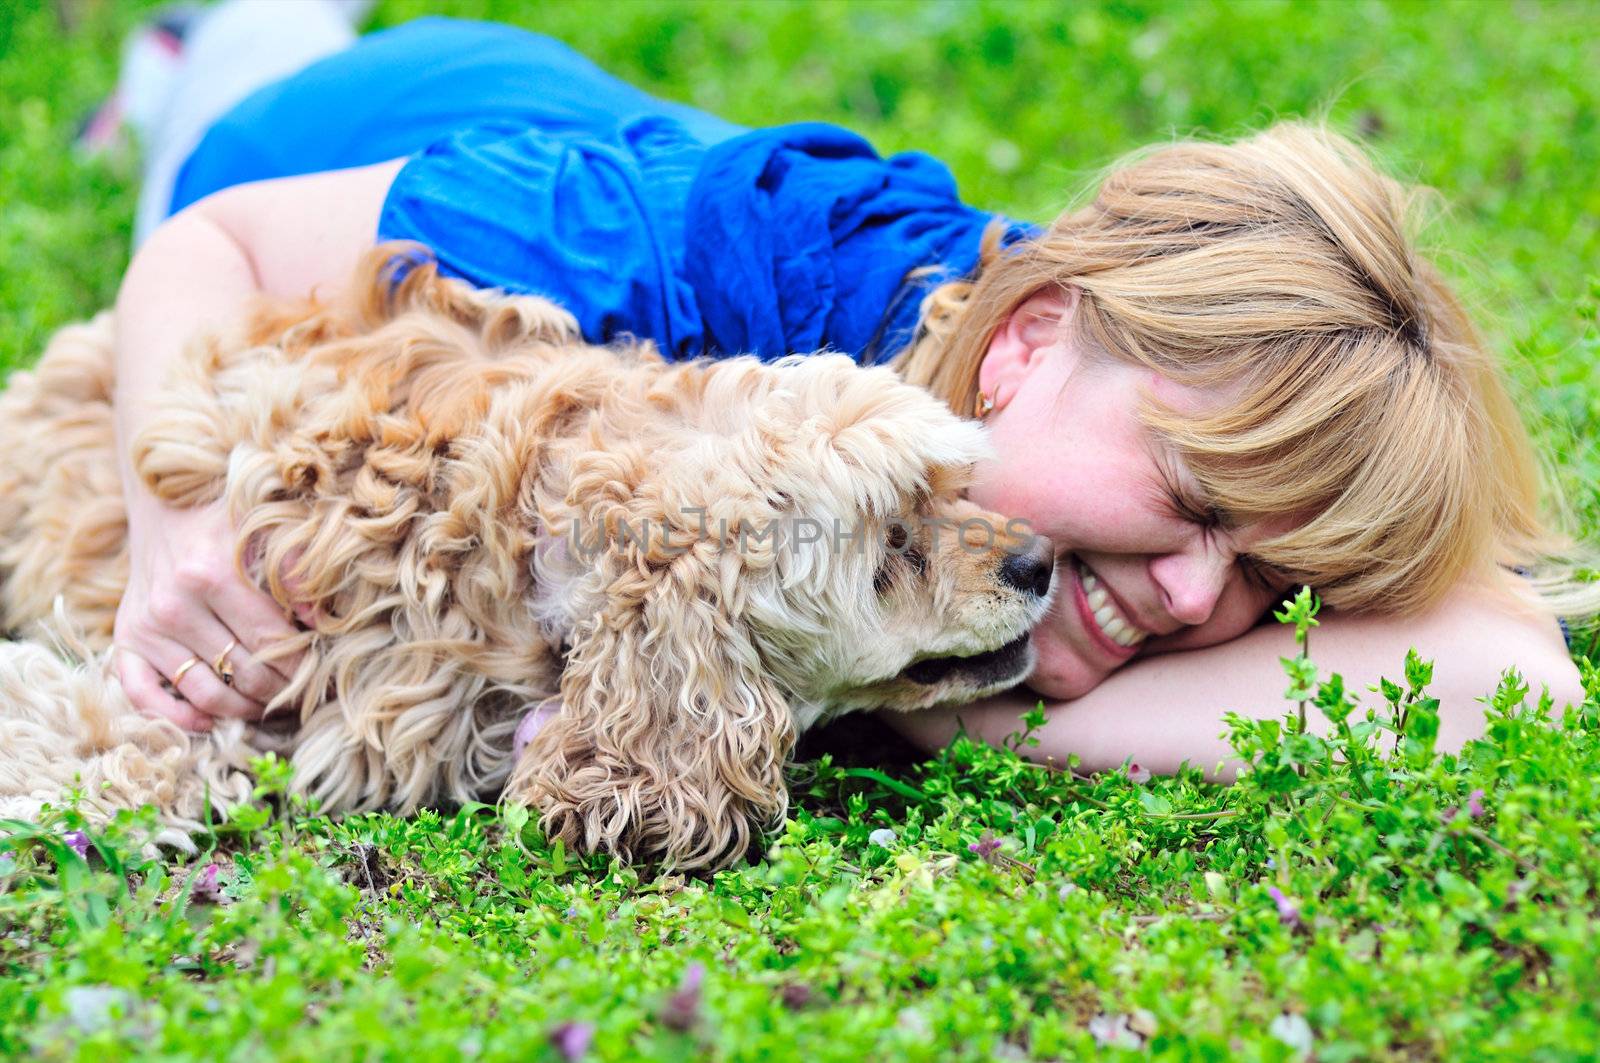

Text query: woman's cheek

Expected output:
[1024,620,1112,701]
[1141,583,1279,656]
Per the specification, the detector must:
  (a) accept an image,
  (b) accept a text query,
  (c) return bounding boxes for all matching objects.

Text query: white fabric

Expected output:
[133,0,360,247]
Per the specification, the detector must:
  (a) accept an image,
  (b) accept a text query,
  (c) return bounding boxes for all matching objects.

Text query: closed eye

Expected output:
[1164,480,1222,530]
[1238,555,1284,596]
[1157,454,1227,531]
[1158,457,1284,595]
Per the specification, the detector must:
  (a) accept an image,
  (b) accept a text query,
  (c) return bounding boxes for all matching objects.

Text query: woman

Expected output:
[109,8,1588,775]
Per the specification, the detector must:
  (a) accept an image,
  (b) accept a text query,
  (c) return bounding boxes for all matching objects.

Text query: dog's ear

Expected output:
[506,542,795,870]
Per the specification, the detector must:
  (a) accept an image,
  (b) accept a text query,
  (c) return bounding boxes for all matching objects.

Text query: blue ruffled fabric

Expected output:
[377,114,715,361]
[378,116,1037,363]
[169,16,1038,364]
[683,123,1036,362]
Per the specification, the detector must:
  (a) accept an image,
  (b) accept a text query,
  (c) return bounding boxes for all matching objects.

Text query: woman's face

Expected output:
[968,289,1296,701]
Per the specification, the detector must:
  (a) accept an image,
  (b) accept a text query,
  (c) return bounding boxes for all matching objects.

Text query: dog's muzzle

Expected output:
[901,632,1033,687]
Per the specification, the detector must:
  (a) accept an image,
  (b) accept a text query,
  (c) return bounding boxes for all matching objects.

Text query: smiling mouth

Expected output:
[1073,558,1148,653]
[901,633,1033,687]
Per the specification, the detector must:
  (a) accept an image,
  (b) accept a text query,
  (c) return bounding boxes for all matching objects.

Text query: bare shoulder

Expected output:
[1314,581,1585,723]
[188,158,407,303]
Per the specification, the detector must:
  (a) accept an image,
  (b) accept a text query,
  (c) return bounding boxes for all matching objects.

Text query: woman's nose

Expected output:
[1149,551,1229,627]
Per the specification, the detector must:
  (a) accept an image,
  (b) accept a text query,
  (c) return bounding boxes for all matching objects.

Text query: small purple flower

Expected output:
[660,962,705,1032]
[191,863,223,903]
[548,1020,595,1061]
[968,831,1003,860]
[1126,763,1152,785]
[62,831,89,859]
[1266,885,1301,929]
[1444,789,1486,824]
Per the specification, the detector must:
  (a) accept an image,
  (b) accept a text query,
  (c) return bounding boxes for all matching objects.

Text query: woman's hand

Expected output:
[107,159,403,731]
[114,495,302,731]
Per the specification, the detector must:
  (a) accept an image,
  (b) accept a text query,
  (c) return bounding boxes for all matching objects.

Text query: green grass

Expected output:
[3,1,1600,1059]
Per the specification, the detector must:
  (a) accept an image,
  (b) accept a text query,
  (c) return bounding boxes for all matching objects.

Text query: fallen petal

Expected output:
[63,985,132,1033]
[1088,1012,1142,1048]
[1269,1012,1314,1056]
[548,1020,595,1061]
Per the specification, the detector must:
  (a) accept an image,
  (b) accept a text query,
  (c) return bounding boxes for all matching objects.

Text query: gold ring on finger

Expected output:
[171,656,204,686]
[213,639,238,687]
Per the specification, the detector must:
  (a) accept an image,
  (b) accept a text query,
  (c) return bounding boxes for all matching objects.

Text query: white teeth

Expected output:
[1076,560,1148,649]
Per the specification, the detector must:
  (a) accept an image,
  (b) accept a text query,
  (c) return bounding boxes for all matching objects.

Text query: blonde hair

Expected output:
[896,122,1594,619]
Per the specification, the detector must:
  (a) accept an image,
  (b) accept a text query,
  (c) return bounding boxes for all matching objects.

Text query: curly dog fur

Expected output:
[0,247,1050,867]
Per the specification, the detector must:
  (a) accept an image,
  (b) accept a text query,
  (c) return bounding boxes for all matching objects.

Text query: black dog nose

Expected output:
[1000,535,1055,598]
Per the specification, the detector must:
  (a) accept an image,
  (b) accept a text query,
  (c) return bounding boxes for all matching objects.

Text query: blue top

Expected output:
[170,17,1035,364]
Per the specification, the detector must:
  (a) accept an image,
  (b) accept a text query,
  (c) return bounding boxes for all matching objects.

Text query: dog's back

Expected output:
[0,313,128,645]
[0,249,707,819]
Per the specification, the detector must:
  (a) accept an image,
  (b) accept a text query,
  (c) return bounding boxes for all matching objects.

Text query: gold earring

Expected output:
[974,390,995,419]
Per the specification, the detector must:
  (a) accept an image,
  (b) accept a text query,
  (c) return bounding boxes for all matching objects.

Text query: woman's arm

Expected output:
[112,159,403,729]
[886,584,1586,780]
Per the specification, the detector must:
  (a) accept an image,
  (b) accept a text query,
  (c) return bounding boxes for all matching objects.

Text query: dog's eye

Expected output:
[874,533,925,597]
[873,550,925,596]
[873,563,895,596]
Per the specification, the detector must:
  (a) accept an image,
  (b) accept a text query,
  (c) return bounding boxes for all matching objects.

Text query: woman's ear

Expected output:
[978,287,1080,414]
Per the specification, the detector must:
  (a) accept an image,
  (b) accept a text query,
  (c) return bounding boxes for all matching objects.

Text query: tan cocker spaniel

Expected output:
[0,247,1053,869]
